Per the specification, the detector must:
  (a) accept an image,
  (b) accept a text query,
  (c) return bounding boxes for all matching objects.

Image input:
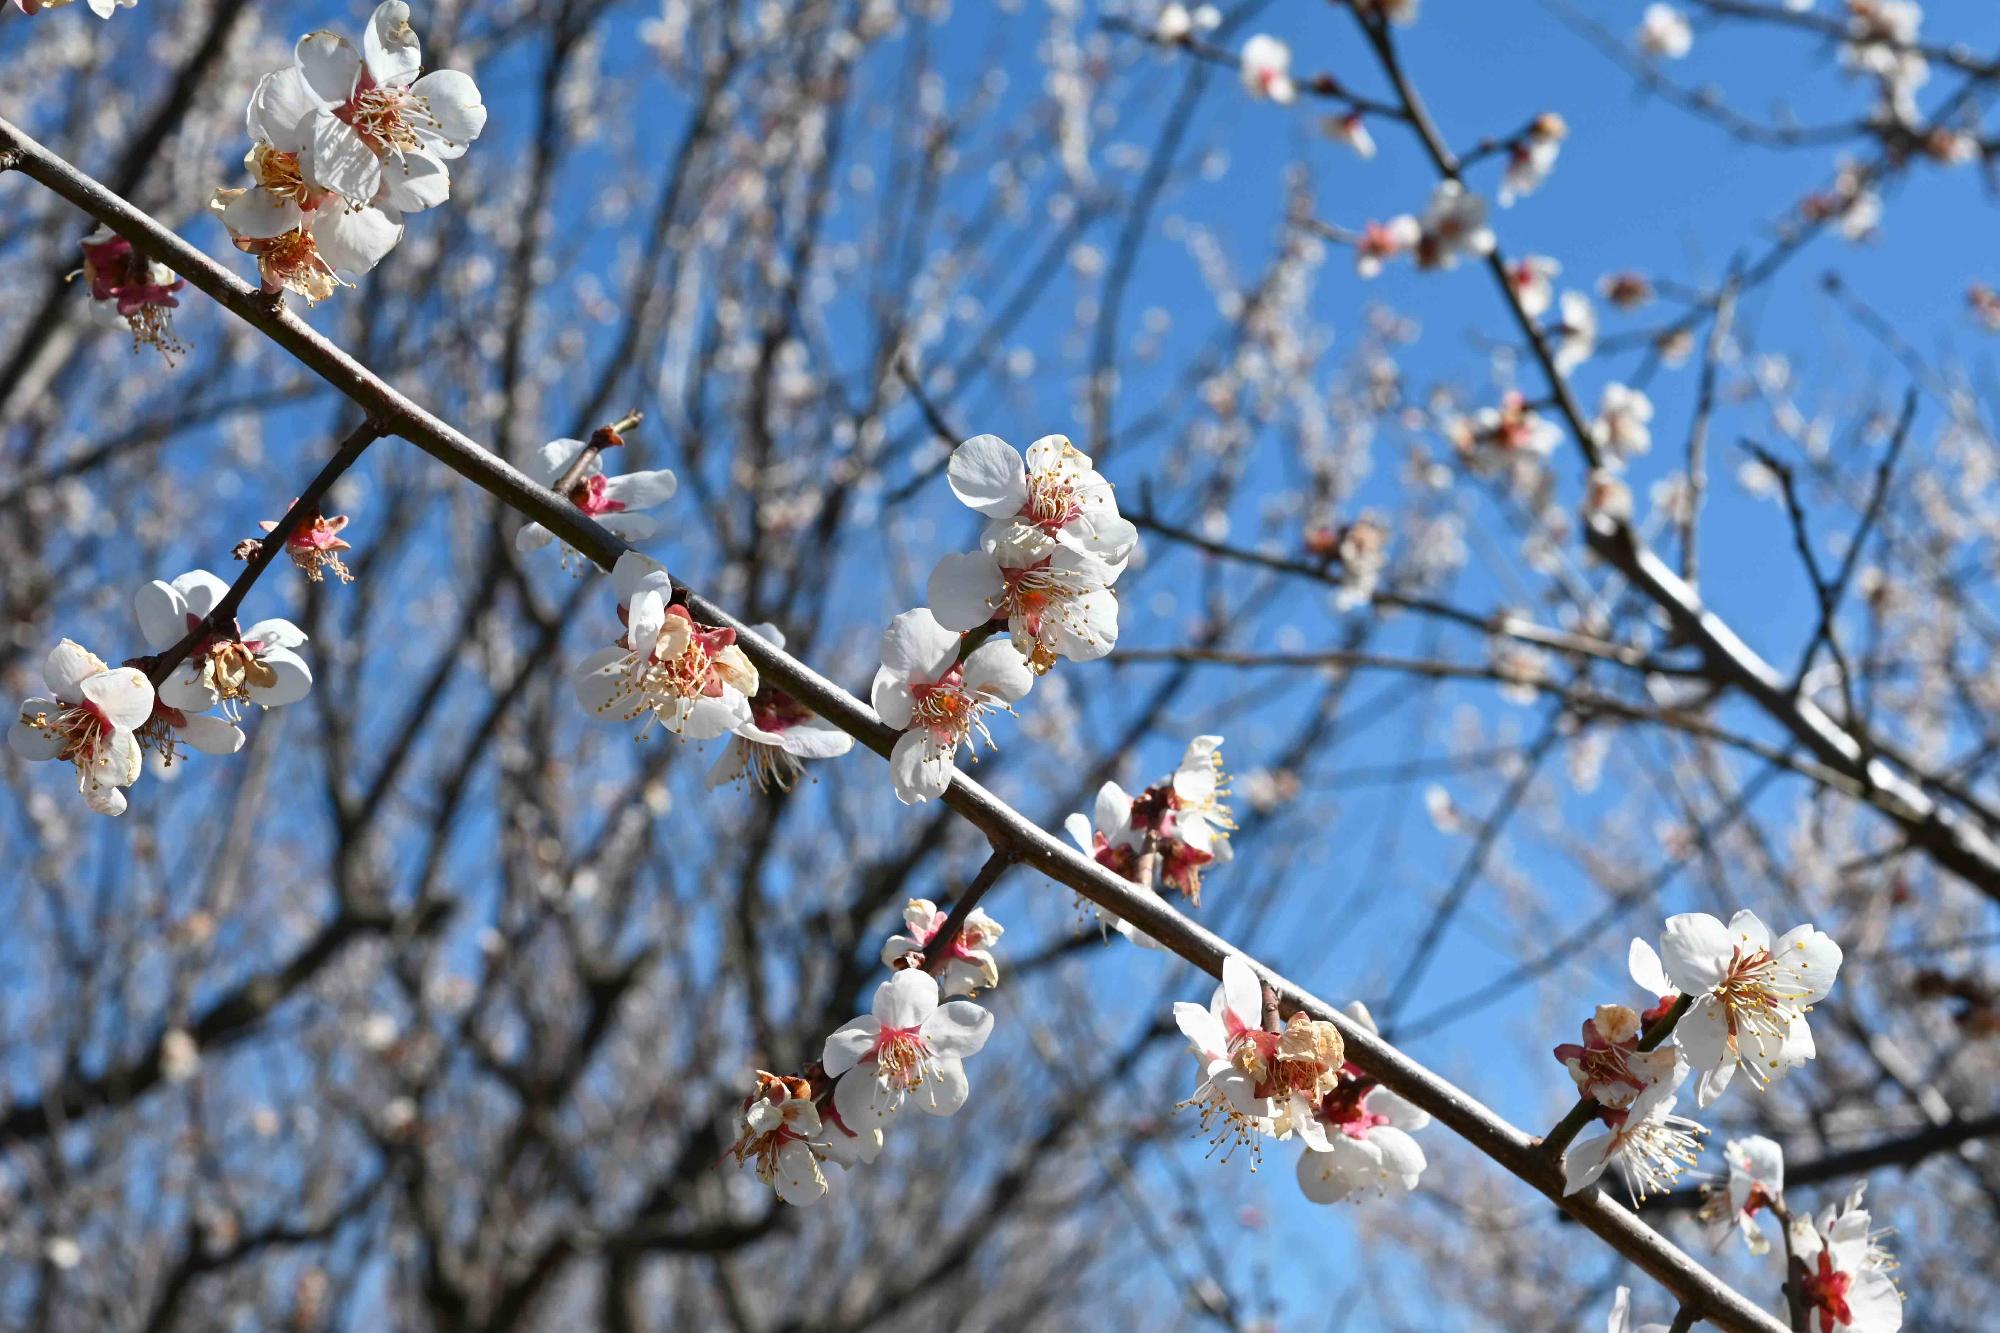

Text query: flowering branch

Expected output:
[1543,994,1692,1161]
[0,111,1790,1333]
[921,846,1016,980]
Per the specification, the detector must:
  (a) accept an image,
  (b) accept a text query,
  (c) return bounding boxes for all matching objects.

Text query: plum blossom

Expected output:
[1600,271,1655,310]
[1593,382,1654,460]
[1552,290,1598,373]
[823,969,993,1130]
[1297,1002,1430,1203]
[1176,956,1345,1163]
[1500,113,1566,207]
[1638,5,1694,60]
[1552,1003,1680,1110]
[1239,35,1296,105]
[1584,468,1635,524]
[928,544,1121,674]
[1606,1287,1671,1333]
[1700,1134,1784,1256]
[880,898,1004,996]
[704,623,851,791]
[575,553,758,741]
[210,185,401,303]
[1067,780,1144,881]
[516,434,678,555]
[1508,254,1560,320]
[1158,734,1235,901]
[945,433,1137,569]
[1414,182,1495,270]
[1354,215,1420,279]
[1324,112,1377,160]
[1792,1186,1904,1333]
[135,572,313,716]
[13,0,135,14]
[9,641,155,816]
[871,608,1033,804]
[1154,3,1218,42]
[729,1072,829,1206]
[1645,909,1842,1105]
[1450,391,1561,464]
[77,227,184,357]
[256,511,353,584]
[1561,1059,1706,1203]
[251,3,487,217]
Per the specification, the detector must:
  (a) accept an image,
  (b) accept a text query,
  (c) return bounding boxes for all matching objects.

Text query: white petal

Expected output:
[410,70,487,154]
[923,1000,993,1059]
[515,522,553,552]
[241,618,307,651]
[1725,909,1772,954]
[946,434,1029,517]
[307,118,384,206]
[218,188,305,240]
[537,438,589,484]
[770,1139,827,1206]
[178,713,246,755]
[9,706,63,761]
[80,668,154,732]
[1174,1001,1228,1059]
[627,589,666,660]
[159,669,217,713]
[1369,1125,1427,1190]
[889,729,952,803]
[1298,1142,1358,1205]
[961,640,1032,704]
[1220,956,1262,1030]
[247,67,323,152]
[134,580,191,651]
[872,670,914,730]
[832,1066,902,1131]
[1628,937,1673,997]
[603,469,678,511]
[1660,912,1733,993]
[775,718,853,759]
[821,1016,880,1076]
[1048,586,1119,661]
[250,647,313,707]
[612,550,672,604]
[915,1057,970,1116]
[676,693,750,741]
[879,608,959,685]
[927,552,1005,632]
[1774,924,1842,1003]
[1562,1130,1616,1195]
[312,202,402,276]
[171,571,231,621]
[90,728,143,788]
[574,646,639,718]
[364,2,422,87]
[874,968,939,1028]
[381,148,451,212]
[295,31,363,106]
[44,640,107,701]
[84,784,129,816]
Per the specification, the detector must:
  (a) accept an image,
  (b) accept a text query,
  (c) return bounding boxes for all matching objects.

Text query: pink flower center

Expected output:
[870,1025,930,1090]
[572,473,628,516]
[1801,1252,1853,1333]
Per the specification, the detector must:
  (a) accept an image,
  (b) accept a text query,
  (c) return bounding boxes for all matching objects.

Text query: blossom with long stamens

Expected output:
[77,227,185,357]
[927,544,1122,674]
[1173,956,1282,1163]
[871,608,1033,804]
[516,435,678,556]
[210,186,400,303]
[575,553,758,741]
[879,898,1004,997]
[1561,1059,1707,1203]
[1645,909,1842,1105]
[823,969,993,1130]
[729,1072,829,1207]
[1157,734,1235,901]
[945,433,1138,569]
[254,511,354,584]
[135,571,314,716]
[1297,1001,1430,1203]
[1552,1003,1680,1110]
[1791,1185,1904,1333]
[252,3,486,215]
[705,624,851,791]
[8,640,155,816]
[1699,1134,1784,1256]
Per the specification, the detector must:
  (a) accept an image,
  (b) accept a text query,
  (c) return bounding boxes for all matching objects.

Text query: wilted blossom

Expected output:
[1175,956,1346,1164]
[728,1072,830,1207]
[253,512,354,584]
[135,571,314,719]
[1297,1002,1430,1203]
[76,227,184,357]
[705,624,851,791]
[1552,1002,1679,1110]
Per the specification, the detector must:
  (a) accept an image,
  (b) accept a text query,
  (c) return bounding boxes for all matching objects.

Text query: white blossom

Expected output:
[880,898,1004,996]
[575,552,759,741]
[823,969,993,1129]
[705,624,852,791]
[8,640,155,816]
[1414,182,1495,270]
[1561,1059,1707,1203]
[1593,382,1654,460]
[135,571,314,717]
[1239,35,1296,105]
[871,608,1032,803]
[516,437,678,553]
[1791,1186,1904,1333]
[1702,1134,1784,1256]
[1637,5,1694,60]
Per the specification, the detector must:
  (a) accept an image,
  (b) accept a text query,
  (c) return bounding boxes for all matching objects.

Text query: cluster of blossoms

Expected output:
[1351,182,1497,280]
[11,559,327,815]
[730,903,1003,1206]
[1549,910,1896,1329]
[1842,1,1929,126]
[1171,959,1431,1203]
[1066,735,1237,930]
[210,3,486,304]
[869,433,1134,805]
[76,227,185,358]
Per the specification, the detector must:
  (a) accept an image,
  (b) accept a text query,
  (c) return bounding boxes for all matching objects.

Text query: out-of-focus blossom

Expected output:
[1355,215,1421,279]
[1508,254,1560,319]
[1450,391,1562,463]
[1700,1134,1784,1255]
[1414,182,1495,270]
[1553,290,1598,373]
[1154,3,1218,42]
[1324,112,1376,159]
[1637,4,1694,60]
[1606,1287,1671,1333]
[1593,382,1654,460]
[1969,283,2000,332]
[1240,35,1296,105]
[1599,271,1655,310]
[1500,113,1566,207]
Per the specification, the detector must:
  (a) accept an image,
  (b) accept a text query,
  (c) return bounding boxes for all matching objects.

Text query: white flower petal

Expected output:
[821,1016,880,1076]
[311,202,403,276]
[133,580,191,651]
[915,1057,970,1116]
[961,640,1032,704]
[927,552,1005,632]
[1660,912,1733,993]
[44,640,107,701]
[80,667,154,732]
[307,117,385,207]
[250,647,313,707]
[923,999,993,1059]
[946,434,1029,518]
[178,713,246,755]
[410,69,487,154]
[873,968,939,1029]
[295,31,363,106]
[364,1,422,87]
[879,608,959,685]
[247,66,322,152]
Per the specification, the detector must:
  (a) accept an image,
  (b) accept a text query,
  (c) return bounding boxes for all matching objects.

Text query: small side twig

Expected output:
[922,845,1016,976]
[1541,994,1692,1161]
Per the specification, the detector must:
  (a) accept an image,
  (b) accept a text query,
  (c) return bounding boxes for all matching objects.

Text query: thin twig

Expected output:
[922,846,1016,978]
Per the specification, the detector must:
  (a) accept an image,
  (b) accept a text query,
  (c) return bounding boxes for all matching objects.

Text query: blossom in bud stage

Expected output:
[1593,382,1654,460]
[1239,35,1296,105]
[1552,1003,1680,1110]
[77,227,185,357]
[1552,290,1598,373]
[9,641,155,816]
[1499,113,1566,207]
[1599,271,1655,310]
[251,3,486,217]
[1699,1134,1784,1255]
[927,543,1122,674]
[704,623,851,791]
[879,898,1004,996]
[871,608,1033,804]
[824,968,993,1129]
[1561,1059,1706,1203]
[1297,1003,1430,1203]
[1354,215,1420,279]
[1606,1287,1672,1333]
[1646,910,1841,1105]
[1637,4,1694,60]
[136,571,314,716]
[1324,112,1376,160]
[1173,955,1280,1161]
[1508,254,1560,320]
[1791,1186,1904,1333]
[1415,182,1495,270]
[729,1072,829,1206]
[1154,3,1218,42]
[258,512,353,583]
[1450,391,1561,463]
[516,436,678,554]
[575,553,758,741]
[945,434,1137,570]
